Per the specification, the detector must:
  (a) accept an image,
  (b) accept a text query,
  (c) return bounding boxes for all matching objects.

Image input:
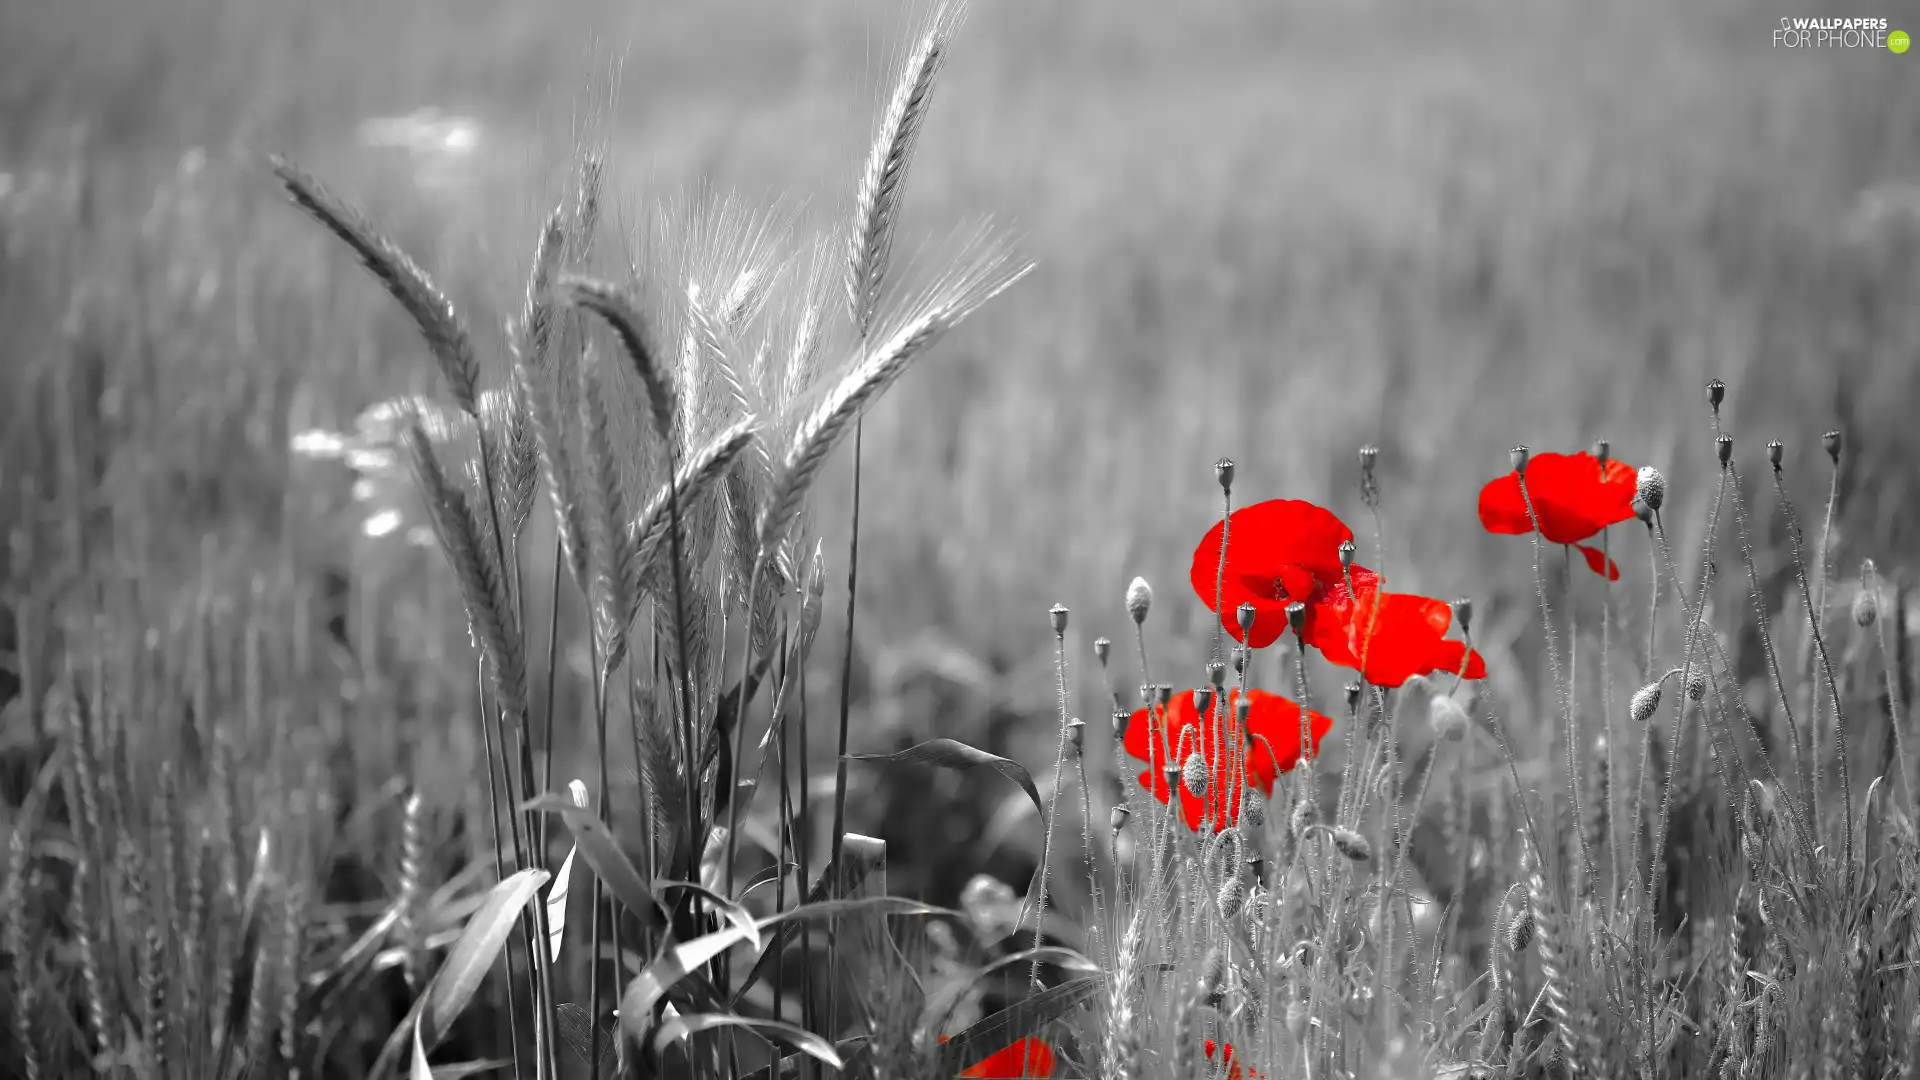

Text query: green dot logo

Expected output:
[1892,30,1911,53]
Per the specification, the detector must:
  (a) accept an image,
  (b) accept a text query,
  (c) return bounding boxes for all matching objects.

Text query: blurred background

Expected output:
[5,0,1920,1050]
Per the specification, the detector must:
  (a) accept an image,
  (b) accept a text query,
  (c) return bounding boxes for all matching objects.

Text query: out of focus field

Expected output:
[4,0,1920,934]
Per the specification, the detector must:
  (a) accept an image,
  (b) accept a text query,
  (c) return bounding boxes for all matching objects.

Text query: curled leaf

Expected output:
[846,738,1045,828]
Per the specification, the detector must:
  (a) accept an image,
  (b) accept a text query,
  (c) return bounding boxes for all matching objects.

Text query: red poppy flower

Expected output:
[1191,499,1381,653]
[940,1036,1056,1078]
[1205,1039,1262,1080]
[1123,687,1333,831]
[1477,451,1636,579]
[1335,588,1487,688]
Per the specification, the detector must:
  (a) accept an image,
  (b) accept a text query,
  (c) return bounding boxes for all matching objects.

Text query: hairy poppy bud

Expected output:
[1240,789,1268,831]
[1218,874,1246,920]
[1049,603,1069,637]
[1290,797,1317,838]
[1286,998,1310,1038]
[1636,466,1665,513]
[1111,709,1128,737]
[1767,439,1783,471]
[1194,687,1214,715]
[1202,948,1229,1003]
[1110,805,1130,834]
[1686,671,1707,701]
[1505,904,1535,953]
[1707,378,1726,410]
[1093,636,1111,666]
[1716,435,1732,467]
[1630,682,1662,723]
[1331,828,1372,862]
[1126,577,1153,624]
[1215,457,1236,494]
[1593,438,1610,467]
[1429,695,1470,742]
[1067,717,1085,753]
[1345,682,1363,713]
[1854,588,1878,628]
[1236,602,1258,637]
[1286,601,1306,636]
[1823,429,1842,464]
[1338,539,1356,571]
[1208,660,1227,690]
[1183,752,1208,798]
[1510,445,1530,474]
[1453,597,1473,636]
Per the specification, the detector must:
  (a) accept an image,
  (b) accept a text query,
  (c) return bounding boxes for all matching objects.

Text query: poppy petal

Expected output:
[958,1037,1057,1078]
[1476,472,1534,535]
[1576,543,1621,580]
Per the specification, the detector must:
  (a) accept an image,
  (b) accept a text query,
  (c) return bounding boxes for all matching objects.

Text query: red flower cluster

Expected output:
[1477,450,1637,579]
[1191,499,1485,687]
[1206,1039,1262,1080]
[1123,688,1332,832]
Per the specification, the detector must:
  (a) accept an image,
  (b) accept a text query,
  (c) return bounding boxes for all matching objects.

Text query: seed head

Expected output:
[1234,695,1251,725]
[1111,709,1129,737]
[1592,438,1610,467]
[1163,763,1182,795]
[1290,797,1317,838]
[1452,597,1473,635]
[1853,588,1878,628]
[1716,435,1732,467]
[1067,718,1085,753]
[1823,429,1842,464]
[1208,660,1227,690]
[1686,671,1707,701]
[1707,378,1726,410]
[1183,752,1208,798]
[1510,445,1530,474]
[1215,457,1236,494]
[1236,601,1258,637]
[1285,601,1306,636]
[1505,904,1536,953]
[1126,577,1153,624]
[1110,806,1130,834]
[1338,539,1356,570]
[1429,695,1470,742]
[1345,682,1363,713]
[1049,603,1069,637]
[1358,444,1379,477]
[1636,466,1666,513]
[1138,684,1154,707]
[1330,828,1372,862]
[1193,687,1214,716]
[1157,684,1174,707]
[1093,636,1111,666]
[1767,439,1783,470]
[1630,682,1663,723]
[1239,789,1268,831]
[1232,646,1247,676]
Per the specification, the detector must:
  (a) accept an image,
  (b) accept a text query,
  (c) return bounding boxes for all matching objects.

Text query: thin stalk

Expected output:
[826,422,864,1048]
[1023,615,1075,1078]
[588,655,611,1080]
[474,660,527,1072]
[1600,524,1621,915]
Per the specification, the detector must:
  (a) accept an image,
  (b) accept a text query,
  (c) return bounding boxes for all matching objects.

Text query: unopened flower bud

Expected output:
[1823,429,1842,464]
[1093,636,1111,666]
[1630,682,1663,723]
[1707,378,1726,411]
[1208,660,1227,689]
[1202,948,1229,1002]
[1505,904,1535,953]
[1429,695,1470,742]
[1510,445,1530,473]
[1232,647,1247,676]
[1164,763,1182,794]
[1290,797,1317,838]
[1286,601,1306,636]
[1635,466,1665,513]
[1716,435,1732,467]
[1331,828,1372,862]
[1067,718,1085,753]
[1592,438,1610,467]
[1236,602,1258,637]
[1234,695,1251,725]
[1853,588,1878,628]
[1049,603,1069,637]
[1686,672,1706,701]
[1218,875,1246,919]
[1239,790,1268,831]
[1157,684,1174,707]
[1183,752,1209,798]
[1767,439,1783,471]
[1110,806,1130,834]
[1138,684,1154,707]
[1126,577,1153,624]
[1215,457,1236,494]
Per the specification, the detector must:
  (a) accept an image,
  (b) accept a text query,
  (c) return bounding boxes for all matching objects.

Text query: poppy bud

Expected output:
[1630,682,1662,723]
[1208,660,1227,690]
[1183,752,1208,798]
[1707,378,1726,411]
[1767,439,1783,471]
[1285,999,1310,1039]
[1853,588,1878,628]
[1126,576,1153,624]
[1452,597,1473,636]
[1285,601,1306,636]
[1686,671,1706,701]
[1338,539,1356,571]
[1236,602,1258,637]
[1358,444,1379,477]
[1510,445,1530,474]
[1111,709,1129,737]
[1823,429,1842,464]
[1716,435,1732,467]
[1240,789,1268,831]
[1505,904,1535,953]
[1218,874,1246,920]
[1194,687,1214,715]
[1429,695,1470,742]
[1093,636,1111,667]
[1593,438,1610,467]
[1636,466,1666,513]
[1345,682,1363,713]
[1201,948,1229,1004]
[1067,717,1085,753]
[1331,828,1372,862]
[1110,805,1130,834]
[1215,457,1236,494]
[1049,603,1069,638]
[1290,797,1317,838]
